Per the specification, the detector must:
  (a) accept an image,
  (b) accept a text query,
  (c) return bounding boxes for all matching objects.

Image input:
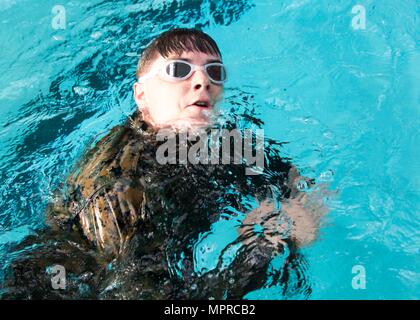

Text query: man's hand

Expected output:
[238,200,290,252]
[238,168,331,249]
[281,184,329,247]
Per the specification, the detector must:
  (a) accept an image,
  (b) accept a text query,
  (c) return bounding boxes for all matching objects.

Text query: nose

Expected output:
[191,69,210,91]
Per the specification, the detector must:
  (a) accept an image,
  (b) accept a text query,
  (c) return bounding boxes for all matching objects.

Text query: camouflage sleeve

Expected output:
[46,120,146,258]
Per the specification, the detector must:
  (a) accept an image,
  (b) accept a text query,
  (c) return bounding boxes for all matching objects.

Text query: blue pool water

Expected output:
[0,0,419,299]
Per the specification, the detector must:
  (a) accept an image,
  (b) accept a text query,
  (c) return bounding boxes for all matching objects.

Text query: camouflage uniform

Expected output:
[46,110,153,257]
[3,110,311,299]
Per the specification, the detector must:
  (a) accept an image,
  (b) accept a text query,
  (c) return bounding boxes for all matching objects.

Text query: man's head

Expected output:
[133,28,225,130]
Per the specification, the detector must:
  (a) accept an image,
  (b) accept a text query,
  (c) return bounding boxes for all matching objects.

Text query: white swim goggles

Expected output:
[137,59,227,85]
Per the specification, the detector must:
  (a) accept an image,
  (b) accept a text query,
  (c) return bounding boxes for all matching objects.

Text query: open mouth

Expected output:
[189,100,211,108]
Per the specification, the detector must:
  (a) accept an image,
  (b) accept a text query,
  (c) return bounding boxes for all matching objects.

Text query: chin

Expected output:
[158,108,215,131]
[184,106,213,119]
[180,117,210,128]
[162,116,210,132]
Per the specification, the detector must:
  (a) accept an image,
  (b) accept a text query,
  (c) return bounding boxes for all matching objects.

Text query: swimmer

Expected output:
[2,28,328,299]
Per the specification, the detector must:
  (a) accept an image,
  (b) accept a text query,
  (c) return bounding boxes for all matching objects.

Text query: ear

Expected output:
[133,82,146,110]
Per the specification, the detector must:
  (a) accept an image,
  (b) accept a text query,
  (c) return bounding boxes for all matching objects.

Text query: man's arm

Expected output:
[281,165,329,246]
[239,165,329,249]
[46,120,146,258]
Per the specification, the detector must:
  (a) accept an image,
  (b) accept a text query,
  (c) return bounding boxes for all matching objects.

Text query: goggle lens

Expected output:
[166,61,191,78]
[206,64,226,82]
[165,61,226,83]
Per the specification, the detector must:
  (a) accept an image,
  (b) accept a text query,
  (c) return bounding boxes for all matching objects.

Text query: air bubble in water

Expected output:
[297,179,309,191]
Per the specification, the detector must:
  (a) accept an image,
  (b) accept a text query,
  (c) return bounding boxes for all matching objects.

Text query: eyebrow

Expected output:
[169,57,223,64]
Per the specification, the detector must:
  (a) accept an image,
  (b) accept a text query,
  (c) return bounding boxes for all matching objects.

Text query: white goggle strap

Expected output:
[137,68,159,83]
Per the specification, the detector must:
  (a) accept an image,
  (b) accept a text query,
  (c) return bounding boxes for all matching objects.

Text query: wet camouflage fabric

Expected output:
[2,110,312,299]
[46,111,153,257]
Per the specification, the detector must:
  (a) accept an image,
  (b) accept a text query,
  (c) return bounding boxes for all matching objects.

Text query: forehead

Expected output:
[152,50,222,67]
[168,50,221,60]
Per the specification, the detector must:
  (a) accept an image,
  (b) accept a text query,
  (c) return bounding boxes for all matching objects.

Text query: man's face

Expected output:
[133,50,224,129]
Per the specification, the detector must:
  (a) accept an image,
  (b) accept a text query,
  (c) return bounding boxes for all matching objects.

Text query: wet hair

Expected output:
[136,28,222,79]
